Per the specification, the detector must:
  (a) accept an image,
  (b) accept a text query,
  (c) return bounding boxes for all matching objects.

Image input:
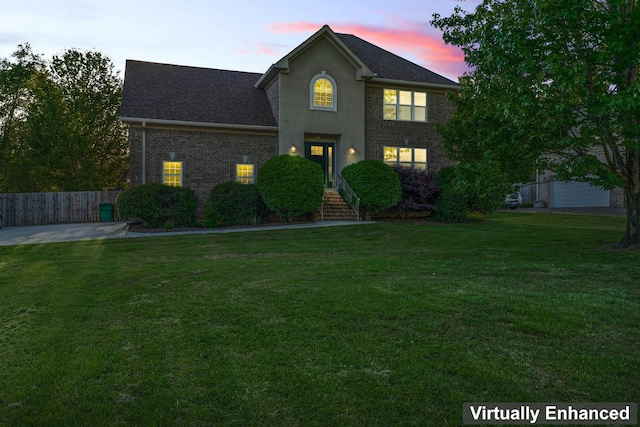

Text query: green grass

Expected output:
[1,212,639,426]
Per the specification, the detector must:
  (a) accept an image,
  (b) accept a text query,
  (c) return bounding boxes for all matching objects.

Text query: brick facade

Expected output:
[128,126,278,207]
[364,86,454,174]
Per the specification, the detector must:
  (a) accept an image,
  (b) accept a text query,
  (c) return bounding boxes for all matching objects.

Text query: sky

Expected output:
[0,0,482,82]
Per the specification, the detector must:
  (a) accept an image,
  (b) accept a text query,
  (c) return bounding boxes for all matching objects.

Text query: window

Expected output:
[383,146,427,171]
[236,163,255,184]
[384,89,428,122]
[310,73,337,111]
[163,161,182,186]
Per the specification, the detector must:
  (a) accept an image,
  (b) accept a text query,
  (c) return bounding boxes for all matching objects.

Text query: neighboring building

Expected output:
[120,25,459,208]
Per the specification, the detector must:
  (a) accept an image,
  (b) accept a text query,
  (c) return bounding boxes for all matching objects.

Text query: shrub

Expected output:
[431,166,470,223]
[257,155,324,221]
[204,182,266,228]
[391,165,440,213]
[116,183,197,228]
[341,160,402,213]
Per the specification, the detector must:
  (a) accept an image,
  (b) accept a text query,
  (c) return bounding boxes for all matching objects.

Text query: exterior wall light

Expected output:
[348,146,356,154]
[290,144,297,153]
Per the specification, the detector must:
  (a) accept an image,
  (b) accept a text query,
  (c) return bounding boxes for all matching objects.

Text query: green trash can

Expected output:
[99,203,113,222]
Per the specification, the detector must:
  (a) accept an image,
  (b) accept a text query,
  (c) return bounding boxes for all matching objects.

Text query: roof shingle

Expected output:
[336,33,458,86]
[121,61,277,127]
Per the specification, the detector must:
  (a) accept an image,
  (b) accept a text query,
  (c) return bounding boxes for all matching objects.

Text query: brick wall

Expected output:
[129,126,278,208]
[364,86,455,174]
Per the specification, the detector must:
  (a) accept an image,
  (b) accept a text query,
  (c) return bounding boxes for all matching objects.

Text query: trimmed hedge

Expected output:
[341,160,402,213]
[116,183,197,228]
[203,182,266,228]
[257,155,324,221]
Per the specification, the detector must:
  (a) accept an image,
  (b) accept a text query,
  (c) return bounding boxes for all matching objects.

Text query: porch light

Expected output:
[290,144,297,153]
[349,146,356,154]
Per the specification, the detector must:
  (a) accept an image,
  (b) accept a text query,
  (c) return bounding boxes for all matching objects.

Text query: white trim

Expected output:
[120,117,278,133]
[310,72,337,112]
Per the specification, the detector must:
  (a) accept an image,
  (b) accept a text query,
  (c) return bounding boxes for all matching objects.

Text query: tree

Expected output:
[0,44,46,191]
[432,0,640,245]
[0,45,128,192]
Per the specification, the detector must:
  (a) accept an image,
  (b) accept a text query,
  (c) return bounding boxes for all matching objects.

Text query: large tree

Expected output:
[0,45,128,192]
[0,44,46,191]
[432,0,640,245]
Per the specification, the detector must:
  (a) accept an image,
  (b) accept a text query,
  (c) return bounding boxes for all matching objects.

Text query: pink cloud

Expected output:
[268,21,470,81]
[238,43,285,57]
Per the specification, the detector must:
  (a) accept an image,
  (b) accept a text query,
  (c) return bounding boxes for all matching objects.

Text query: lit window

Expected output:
[236,164,255,184]
[310,73,337,111]
[163,161,182,186]
[383,146,427,171]
[383,89,428,122]
[314,78,333,107]
[311,146,324,156]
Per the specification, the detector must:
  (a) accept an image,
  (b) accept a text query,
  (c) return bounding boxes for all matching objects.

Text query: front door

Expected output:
[305,142,335,188]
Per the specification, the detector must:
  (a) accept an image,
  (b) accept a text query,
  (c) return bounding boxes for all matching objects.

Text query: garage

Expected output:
[551,180,610,208]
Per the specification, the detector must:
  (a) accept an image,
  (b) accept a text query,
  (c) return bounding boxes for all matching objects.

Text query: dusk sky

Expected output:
[0,0,482,82]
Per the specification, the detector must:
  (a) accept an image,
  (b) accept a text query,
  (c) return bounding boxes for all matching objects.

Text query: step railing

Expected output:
[337,175,360,221]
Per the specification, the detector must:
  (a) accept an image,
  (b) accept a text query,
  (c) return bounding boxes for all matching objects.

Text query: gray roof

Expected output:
[121,27,458,126]
[120,60,277,127]
[336,33,458,86]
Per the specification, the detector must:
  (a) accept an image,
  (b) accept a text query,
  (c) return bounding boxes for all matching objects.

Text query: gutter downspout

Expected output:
[141,122,147,185]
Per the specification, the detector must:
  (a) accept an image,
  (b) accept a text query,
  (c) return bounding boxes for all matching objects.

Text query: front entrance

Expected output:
[305,142,335,188]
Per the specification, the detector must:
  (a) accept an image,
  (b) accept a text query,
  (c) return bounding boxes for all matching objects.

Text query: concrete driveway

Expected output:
[0,222,129,246]
[0,220,373,247]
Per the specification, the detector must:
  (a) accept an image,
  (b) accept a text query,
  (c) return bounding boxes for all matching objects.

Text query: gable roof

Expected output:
[255,25,458,90]
[335,33,458,87]
[121,25,458,127]
[120,60,277,128]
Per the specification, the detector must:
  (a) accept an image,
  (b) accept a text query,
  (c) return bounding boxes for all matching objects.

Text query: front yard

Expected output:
[0,212,638,426]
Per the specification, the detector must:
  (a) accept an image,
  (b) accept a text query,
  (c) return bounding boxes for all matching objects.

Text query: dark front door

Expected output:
[305,142,335,188]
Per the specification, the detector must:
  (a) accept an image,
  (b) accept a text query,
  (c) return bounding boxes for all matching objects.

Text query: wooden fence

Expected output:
[0,191,122,227]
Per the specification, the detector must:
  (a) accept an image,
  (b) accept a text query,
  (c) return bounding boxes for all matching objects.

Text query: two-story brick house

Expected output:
[120,25,459,209]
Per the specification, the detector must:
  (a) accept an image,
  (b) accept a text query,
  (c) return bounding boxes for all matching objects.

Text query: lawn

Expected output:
[1,212,638,426]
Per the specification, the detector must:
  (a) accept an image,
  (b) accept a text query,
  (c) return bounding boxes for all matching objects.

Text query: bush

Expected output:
[203,182,266,228]
[390,165,440,213]
[257,155,324,221]
[431,166,470,223]
[341,160,402,213]
[116,183,197,228]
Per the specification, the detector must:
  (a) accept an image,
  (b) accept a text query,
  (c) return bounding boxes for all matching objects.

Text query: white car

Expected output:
[505,191,523,209]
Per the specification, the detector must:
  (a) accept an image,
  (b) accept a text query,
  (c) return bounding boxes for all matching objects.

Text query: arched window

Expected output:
[310,72,337,111]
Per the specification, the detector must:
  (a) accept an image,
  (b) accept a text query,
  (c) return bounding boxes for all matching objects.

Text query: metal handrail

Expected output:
[337,175,360,221]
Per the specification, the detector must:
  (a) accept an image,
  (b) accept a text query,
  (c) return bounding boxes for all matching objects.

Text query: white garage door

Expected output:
[552,180,610,208]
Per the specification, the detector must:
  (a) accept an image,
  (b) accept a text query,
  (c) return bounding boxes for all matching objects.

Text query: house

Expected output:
[120,25,459,210]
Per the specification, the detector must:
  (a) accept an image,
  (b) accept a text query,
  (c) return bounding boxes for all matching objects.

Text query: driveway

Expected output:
[0,221,372,247]
[0,222,129,246]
